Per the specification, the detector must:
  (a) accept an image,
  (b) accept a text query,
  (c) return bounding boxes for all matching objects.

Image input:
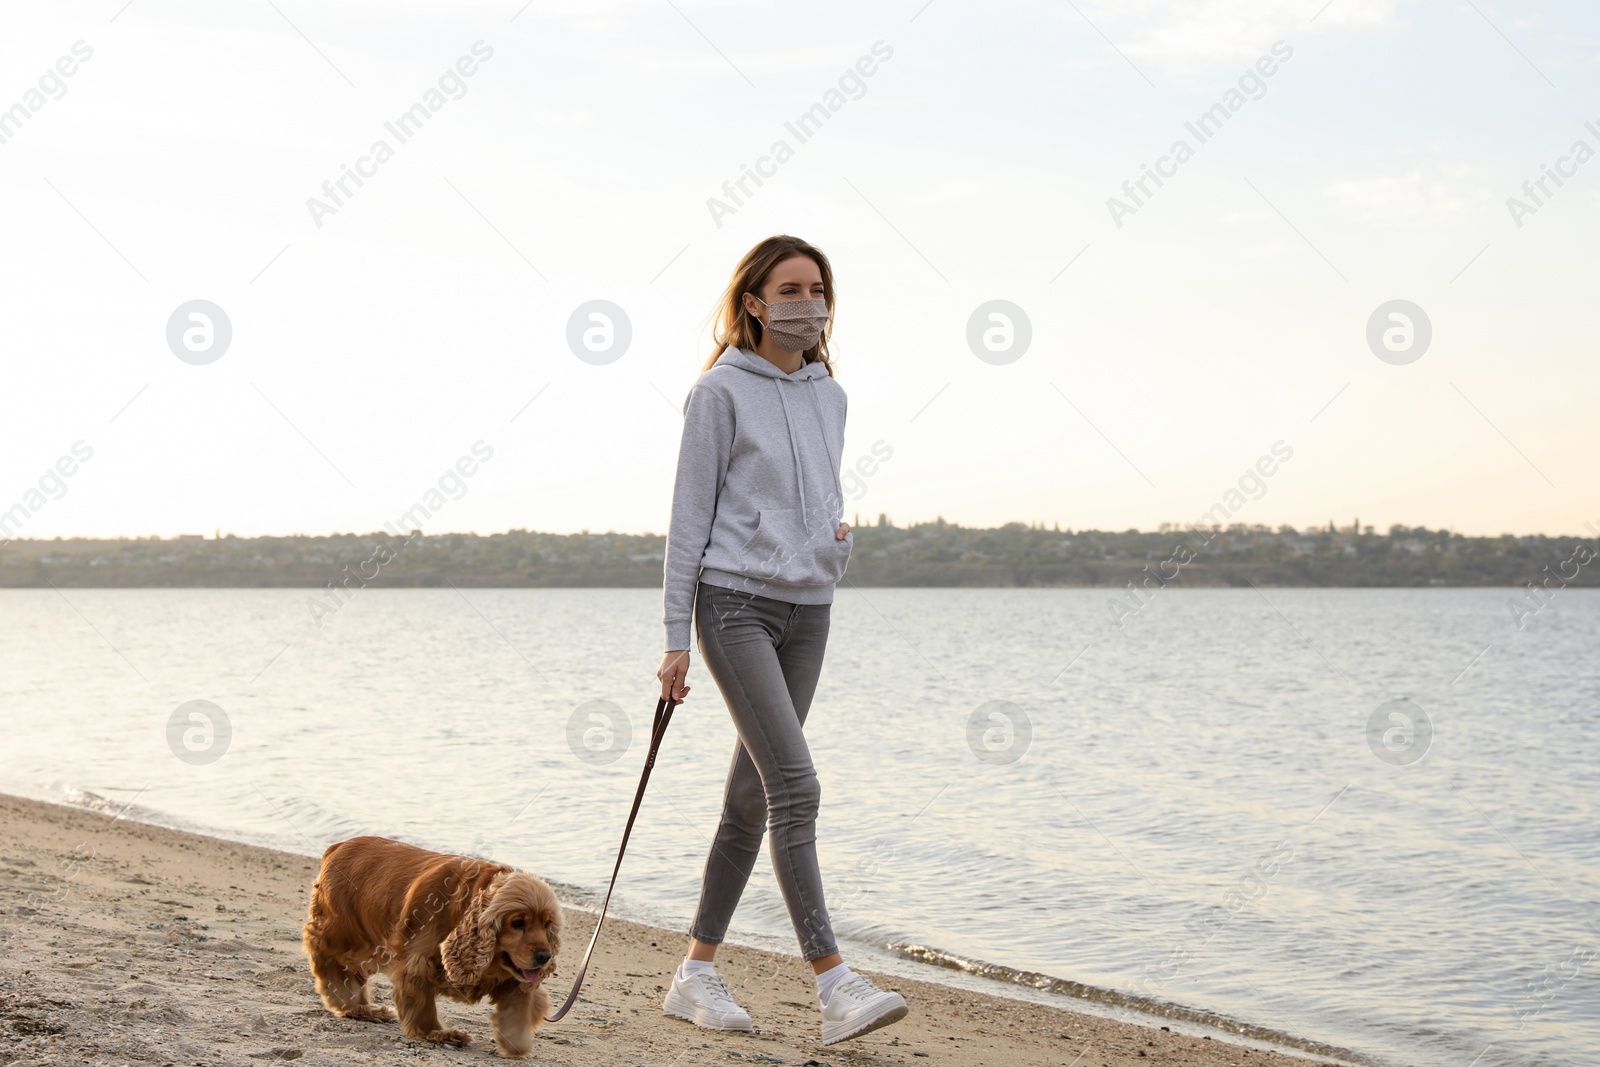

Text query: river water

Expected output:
[1,586,1594,1067]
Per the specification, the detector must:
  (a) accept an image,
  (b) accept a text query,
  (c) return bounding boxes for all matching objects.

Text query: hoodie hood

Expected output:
[712,345,832,380]
[711,346,840,523]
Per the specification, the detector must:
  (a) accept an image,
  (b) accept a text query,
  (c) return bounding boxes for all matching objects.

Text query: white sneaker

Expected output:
[662,968,754,1031]
[819,972,908,1045]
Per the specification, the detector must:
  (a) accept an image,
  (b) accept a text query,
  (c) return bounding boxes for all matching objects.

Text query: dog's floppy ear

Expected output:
[441,878,500,987]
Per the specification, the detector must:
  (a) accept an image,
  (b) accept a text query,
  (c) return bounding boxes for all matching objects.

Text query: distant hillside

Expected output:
[3,518,1596,590]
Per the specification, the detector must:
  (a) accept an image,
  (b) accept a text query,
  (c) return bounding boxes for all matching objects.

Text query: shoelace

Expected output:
[830,973,879,1003]
[697,972,740,1009]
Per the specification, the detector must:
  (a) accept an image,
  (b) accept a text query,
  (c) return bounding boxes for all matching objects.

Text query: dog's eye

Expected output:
[510,918,526,930]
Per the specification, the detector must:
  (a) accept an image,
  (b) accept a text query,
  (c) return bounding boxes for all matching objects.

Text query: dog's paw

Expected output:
[342,1004,395,1023]
[494,1038,534,1059]
[425,1028,471,1047]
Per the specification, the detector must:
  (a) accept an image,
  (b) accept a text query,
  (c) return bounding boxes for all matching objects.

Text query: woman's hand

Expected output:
[658,650,692,702]
[835,521,850,540]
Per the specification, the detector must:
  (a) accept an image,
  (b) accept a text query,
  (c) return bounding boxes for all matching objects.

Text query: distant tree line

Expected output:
[4,516,1597,591]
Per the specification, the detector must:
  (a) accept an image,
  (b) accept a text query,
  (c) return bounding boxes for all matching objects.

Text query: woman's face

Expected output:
[745,254,825,320]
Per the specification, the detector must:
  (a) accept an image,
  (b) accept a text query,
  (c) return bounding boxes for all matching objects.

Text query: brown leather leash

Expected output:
[547,695,678,1022]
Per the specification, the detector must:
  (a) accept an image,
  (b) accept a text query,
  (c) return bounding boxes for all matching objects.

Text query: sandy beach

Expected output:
[0,792,1361,1067]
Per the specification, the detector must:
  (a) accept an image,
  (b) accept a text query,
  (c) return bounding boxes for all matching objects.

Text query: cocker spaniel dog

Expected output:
[302,836,562,1057]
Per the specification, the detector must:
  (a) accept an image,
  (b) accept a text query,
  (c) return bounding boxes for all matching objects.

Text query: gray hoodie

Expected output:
[662,345,851,651]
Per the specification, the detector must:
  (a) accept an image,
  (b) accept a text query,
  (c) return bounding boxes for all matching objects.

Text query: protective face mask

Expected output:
[752,295,828,353]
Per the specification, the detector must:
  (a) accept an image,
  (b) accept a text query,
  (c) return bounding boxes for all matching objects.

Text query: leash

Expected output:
[547,694,678,1022]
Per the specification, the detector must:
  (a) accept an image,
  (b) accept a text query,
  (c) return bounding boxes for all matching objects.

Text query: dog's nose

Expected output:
[533,949,551,967]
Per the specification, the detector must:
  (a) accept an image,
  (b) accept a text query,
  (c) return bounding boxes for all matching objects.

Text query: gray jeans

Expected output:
[688,580,838,961]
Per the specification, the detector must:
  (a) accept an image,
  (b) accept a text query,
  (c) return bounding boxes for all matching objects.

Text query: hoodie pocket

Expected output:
[740,509,799,580]
[739,509,851,585]
[818,527,852,582]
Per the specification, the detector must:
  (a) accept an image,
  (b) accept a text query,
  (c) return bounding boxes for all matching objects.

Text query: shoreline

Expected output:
[0,792,1371,1067]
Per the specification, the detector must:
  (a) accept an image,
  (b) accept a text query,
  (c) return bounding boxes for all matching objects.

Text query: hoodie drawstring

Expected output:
[773,380,807,523]
[768,375,844,534]
[809,379,842,520]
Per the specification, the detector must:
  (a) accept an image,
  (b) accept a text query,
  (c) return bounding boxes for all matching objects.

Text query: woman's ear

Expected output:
[440,883,498,987]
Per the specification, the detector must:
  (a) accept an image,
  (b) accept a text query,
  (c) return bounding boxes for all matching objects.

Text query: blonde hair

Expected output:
[702,235,836,376]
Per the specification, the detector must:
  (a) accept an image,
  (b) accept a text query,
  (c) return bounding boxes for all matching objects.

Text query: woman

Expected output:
[655,235,908,1046]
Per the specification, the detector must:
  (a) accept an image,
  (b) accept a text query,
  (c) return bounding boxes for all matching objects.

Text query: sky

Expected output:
[2,0,1598,540]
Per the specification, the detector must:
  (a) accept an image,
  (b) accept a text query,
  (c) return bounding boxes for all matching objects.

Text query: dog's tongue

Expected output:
[520,967,540,982]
